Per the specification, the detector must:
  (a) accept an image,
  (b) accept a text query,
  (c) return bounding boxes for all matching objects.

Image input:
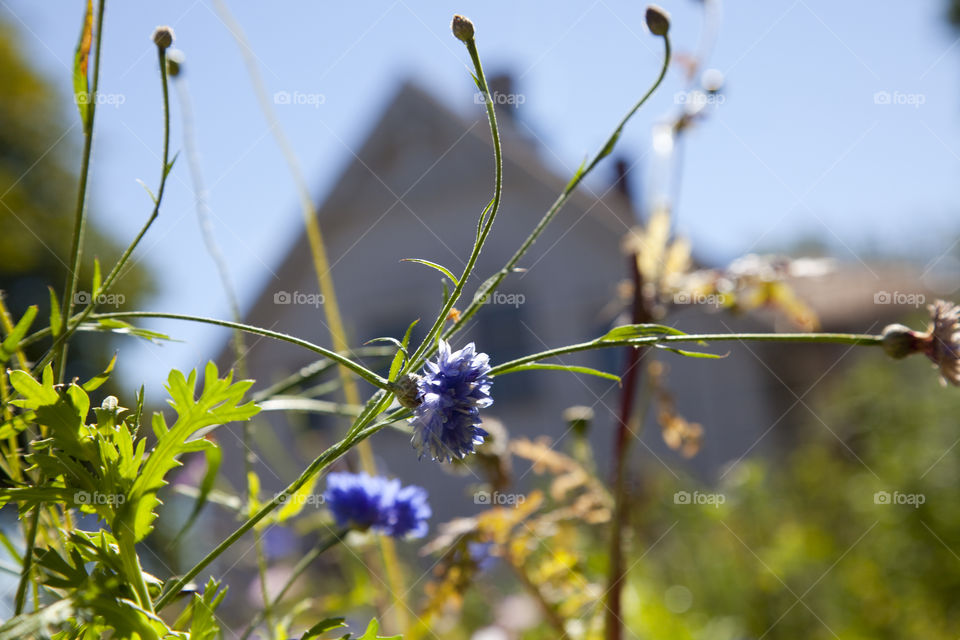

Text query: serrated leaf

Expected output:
[400,259,458,287]
[127,363,259,540]
[72,0,93,130]
[491,362,620,383]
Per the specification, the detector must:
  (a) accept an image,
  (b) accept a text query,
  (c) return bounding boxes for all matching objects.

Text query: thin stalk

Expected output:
[12,508,38,614]
[117,528,153,612]
[239,530,347,640]
[210,0,407,624]
[441,35,673,347]
[404,31,503,373]
[489,332,883,376]
[84,311,390,390]
[56,0,106,383]
[38,42,173,377]
[606,255,648,640]
[154,395,403,612]
[504,548,567,638]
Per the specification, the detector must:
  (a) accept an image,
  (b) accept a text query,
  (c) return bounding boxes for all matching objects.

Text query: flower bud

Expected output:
[452,15,475,42]
[881,324,917,360]
[645,5,671,37]
[152,26,175,50]
[166,49,184,77]
[391,373,422,409]
[563,405,594,438]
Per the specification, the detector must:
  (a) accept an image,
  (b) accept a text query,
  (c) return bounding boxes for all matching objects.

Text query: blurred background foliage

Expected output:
[0,19,151,383]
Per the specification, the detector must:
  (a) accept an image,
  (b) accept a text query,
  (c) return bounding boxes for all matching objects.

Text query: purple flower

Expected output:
[323,472,431,539]
[410,340,493,462]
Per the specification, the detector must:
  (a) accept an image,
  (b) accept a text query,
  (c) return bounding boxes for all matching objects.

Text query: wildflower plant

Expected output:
[0,3,953,639]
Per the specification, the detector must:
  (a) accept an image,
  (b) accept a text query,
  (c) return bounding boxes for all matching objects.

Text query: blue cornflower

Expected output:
[323,472,431,539]
[410,340,493,462]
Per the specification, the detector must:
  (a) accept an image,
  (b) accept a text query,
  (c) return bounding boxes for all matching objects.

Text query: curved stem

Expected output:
[404,32,503,373]
[55,0,106,383]
[489,332,882,376]
[40,42,172,378]
[154,394,401,612]
[86,311,390,389]
[441,35,672,346]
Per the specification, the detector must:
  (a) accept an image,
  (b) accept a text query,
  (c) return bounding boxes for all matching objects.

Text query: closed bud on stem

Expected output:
[152,26,175,50]
[166,49,184,77]
[452,15,475,43]
[563,405,595,438]
[645,5,671,37]
[881,324,917,360]
[391,373,423,409]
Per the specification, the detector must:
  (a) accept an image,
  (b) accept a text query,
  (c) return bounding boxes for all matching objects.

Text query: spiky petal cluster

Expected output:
[410,340,493,462]
[926,300,960,386]
[323,472,431,538]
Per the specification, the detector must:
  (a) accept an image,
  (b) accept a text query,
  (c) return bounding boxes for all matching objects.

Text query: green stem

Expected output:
[55,0,106,383]
[154,396,402,612]
[13,508,39,614]
[489,332,882,376]
[404,33,503,373]
[441,35,673,347]
[239,530,347,640]
[41,43,172,378]
[85,311,391,390]
[117,527,153,612]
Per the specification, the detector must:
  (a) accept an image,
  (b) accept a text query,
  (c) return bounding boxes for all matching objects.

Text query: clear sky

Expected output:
[4,0,960,391]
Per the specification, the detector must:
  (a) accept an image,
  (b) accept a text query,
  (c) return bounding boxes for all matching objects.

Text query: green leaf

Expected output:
[48,287,62,338]
[400,259,459,286]
[389,319,419,381]
[564,155,588,193]
[92,256,102,294]
[0,305,38,364]
[491,362,621,383]
[301,617,346,639]
[654,345,726,359]
[72,0,93,130]
[85,318,173,344]
[164,151,180,179]
[597,323,691,343]
[127,363,259,540]
[136,178,158,205]
[355,618,402,640]
[82,352,117,392]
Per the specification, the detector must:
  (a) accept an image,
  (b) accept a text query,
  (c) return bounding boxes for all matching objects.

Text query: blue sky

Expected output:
[4,0,960,390]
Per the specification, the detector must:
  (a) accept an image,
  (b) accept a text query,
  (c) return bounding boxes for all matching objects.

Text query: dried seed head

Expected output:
[392,373,423,410]
[152,25,175,50]
[645,5,671,36]
[452,15,475,43]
